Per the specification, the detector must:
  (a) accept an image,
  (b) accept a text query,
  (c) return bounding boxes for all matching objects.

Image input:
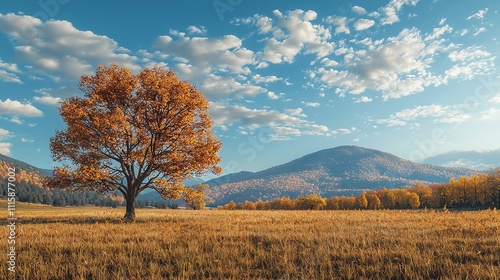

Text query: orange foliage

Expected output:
[44,64,222,220]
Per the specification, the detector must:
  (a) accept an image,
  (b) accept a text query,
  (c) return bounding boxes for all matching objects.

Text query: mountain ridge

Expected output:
[204,145,479,205]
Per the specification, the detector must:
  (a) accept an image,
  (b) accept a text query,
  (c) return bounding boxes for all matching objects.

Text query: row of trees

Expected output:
[218,170,500,210]
[0,180,122,207]
[0,180,180,209]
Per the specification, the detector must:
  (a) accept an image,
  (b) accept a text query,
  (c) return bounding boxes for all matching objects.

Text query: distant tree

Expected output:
[367,193,382,210]
[296,194,326,210]
[355,193,368,209]
[44,65,222,221]
[407,192,420,209]
[486,169,500,207]
[255,199,265,210]
[224,201,237,210]
[243,200,256,210]
[184,184,209,210]
[380,189,395,209]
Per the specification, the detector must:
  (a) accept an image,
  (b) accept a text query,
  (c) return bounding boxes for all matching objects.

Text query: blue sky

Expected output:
[0,0,499,176]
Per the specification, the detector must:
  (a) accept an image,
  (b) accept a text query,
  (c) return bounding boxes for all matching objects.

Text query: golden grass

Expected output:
[1,203,499,279]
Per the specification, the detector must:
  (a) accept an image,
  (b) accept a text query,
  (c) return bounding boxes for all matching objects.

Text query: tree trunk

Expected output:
[124,192,136,222]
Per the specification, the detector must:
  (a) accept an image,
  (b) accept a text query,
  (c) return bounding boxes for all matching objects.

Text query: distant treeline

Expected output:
[0,180,178,209]
[219,170,500,210]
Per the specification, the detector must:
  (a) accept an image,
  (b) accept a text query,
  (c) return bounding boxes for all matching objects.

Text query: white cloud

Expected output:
[9,116,23,125]
[200,74,266,98]
[0,128,10,155]
[34,96,62,105]
[316,27,494,99]
[424,24,453,41]
[467,8,488,20]
[253,74,281,83]
[0,99,43,117]
[210,103,331,139]
[305,102,320,107]
[21,138,34,143]
[0,59,22,83]
[0,142,11,155]
[253,9,334,64]
[489,94,500,103]
[333,128,353,134]
[355,96,373,103]
[0,128,9,138]
[320,57,339,67]
[481,108,500,120]
[377,104,471,126]
[210,103,304,126]
[354,19,375,31]
[187,26,206,35]
[285,108,307,117]
[0,69,22,83]
[448,47,491,62]
[326,16,350,34]
[267,91,284,100]
[0,13,139,80]
[273,127,301,136]
[381,0,419,25]
[352,6,367,15]
[155,33,253,75]
[473,27,486,36]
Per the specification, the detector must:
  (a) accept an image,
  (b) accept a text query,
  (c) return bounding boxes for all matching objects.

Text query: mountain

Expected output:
[423,149,500,171]
[205,146,479,205]
[0,153,50,186]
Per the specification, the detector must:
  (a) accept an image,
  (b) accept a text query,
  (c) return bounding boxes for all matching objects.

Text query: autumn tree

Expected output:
[295,194,326,210]
[184,184,210,210]
[367,193,382,210]
[355,193,368,209]
[44,65,222,221]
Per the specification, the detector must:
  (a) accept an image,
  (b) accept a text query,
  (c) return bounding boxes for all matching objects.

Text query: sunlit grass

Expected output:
[1,201,499,279]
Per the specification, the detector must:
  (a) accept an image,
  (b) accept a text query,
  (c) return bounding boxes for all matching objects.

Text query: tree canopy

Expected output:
[44,64,222,220]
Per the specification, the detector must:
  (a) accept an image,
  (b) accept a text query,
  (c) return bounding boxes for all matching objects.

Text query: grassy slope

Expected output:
[0,204,499,279]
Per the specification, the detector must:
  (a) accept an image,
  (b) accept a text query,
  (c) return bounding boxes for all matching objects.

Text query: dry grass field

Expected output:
[1,201,500,279]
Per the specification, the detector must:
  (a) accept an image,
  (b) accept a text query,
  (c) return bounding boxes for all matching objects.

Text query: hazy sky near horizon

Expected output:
[0,0,499,176]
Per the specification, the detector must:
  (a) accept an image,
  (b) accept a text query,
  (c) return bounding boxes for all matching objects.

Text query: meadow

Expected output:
[1,200,499,279]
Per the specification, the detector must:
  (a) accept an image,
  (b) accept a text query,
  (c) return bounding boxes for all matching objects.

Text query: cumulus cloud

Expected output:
[9,116,23,125]
[0,69,22,83]
[200,74,267,98]
[187,26,206,35]
[253,74,281,83]
[0,60,22,83]
[381,0,419,25]
[247,9,334,63]
[352,6,367,15]
[0,13,140,80]
[210,103,303,126]
[155,33,253,75]
[210,103,331,139]
[325,16,350,34]
[354,19,375,31]
[355,96,373,103]
[315,27,494,99]
[0,142,11,155]
[0,99,43,117]
[0,128,10,155]
[267,91,284,100]
[377,104,471,126]
[33,96,62,105]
